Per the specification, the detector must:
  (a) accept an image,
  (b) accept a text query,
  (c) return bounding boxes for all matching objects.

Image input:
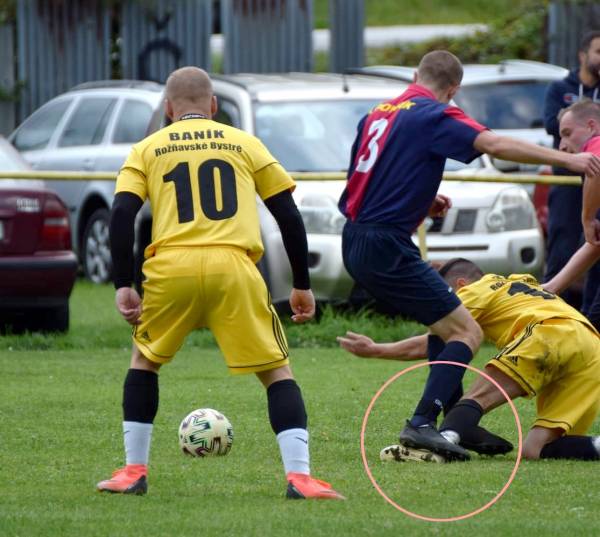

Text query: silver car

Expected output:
[9,81,164,282]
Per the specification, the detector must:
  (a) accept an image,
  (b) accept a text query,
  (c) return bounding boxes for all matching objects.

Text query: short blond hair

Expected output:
[165,66,213,105]
[558,99,600,123]
[417,50,463,91]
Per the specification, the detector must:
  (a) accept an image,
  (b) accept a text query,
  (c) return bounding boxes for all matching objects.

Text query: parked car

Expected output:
[9,81,164,283]
[350,60,568,176]
[0,137,77,332]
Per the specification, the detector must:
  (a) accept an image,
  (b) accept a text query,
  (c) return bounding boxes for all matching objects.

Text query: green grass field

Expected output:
[2,281,600,536]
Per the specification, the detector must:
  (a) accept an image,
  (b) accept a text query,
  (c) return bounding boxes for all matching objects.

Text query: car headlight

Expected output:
[298,194,346,234]
[485,186,536,232]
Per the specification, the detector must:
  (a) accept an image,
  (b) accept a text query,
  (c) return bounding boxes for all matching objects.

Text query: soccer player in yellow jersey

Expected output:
[338,258,600,461]
[96,66,344,499]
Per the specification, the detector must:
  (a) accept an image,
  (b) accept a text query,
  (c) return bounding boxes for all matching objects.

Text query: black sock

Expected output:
[427,334,445,359]
[439,399,483,437]
[410,341,473,427]
[444,385,464,416]
[266,379,307,434]
[540,436,600,460]
[122,368,159,423]
[426,335,463,415]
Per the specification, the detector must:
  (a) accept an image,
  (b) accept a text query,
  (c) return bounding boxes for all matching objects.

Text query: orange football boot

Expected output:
[286,472,346,500]
[96,464,148,495]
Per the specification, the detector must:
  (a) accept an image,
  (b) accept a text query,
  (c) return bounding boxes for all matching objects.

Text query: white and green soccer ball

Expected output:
[178,408,234,457]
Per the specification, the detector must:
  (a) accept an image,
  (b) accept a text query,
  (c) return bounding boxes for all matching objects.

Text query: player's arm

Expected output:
[544,242,600,294]
[263,189,315,323]
[582,175,600,245]
[337,331,428,361]
[109,191,144,324]
[473,130,600,176]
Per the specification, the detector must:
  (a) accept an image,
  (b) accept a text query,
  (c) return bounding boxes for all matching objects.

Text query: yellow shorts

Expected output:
[490,318,600,435]
[133,246,289,375]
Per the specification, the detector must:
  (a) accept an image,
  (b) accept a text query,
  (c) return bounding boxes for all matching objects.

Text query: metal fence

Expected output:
[329,0,364,73]
[120,0,213,82]
[547,1,600,69]
[221,0,313,74]
[0,23,15,136]
[15,0,112,121]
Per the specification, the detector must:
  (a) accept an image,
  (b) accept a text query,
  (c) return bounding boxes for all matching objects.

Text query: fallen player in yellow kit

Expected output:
[339,258,600,462]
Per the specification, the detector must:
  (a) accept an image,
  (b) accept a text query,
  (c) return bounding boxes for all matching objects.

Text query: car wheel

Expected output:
[82,208,112,284]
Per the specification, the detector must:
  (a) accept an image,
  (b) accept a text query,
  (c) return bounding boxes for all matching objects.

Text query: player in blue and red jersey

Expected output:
[339,50,600,461]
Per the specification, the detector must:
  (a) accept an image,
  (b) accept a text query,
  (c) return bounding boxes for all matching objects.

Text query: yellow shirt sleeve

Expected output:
[115,146,148,201]
[253,163,296,201]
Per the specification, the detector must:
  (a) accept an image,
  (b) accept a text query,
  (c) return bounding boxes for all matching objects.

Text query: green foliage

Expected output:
[367,0,548,66]
[313,0,528,28]
[0,0,15,24]
[0,80,25,103]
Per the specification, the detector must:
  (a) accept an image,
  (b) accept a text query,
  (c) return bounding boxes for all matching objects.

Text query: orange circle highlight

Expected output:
[360,360,523,522]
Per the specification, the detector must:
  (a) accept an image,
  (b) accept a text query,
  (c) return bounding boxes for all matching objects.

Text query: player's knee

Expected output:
[130,345,161,372]
[460,319,483,353]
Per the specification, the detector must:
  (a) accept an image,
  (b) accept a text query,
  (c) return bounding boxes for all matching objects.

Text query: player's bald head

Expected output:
[438,258,484,289]
[165,66,213,106]
[417,50,463,92]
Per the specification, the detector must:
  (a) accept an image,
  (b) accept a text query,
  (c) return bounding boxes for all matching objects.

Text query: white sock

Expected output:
[123,421,153,465]
[276,428,310,475]
[592,436,600,455]
[440,429,460,445]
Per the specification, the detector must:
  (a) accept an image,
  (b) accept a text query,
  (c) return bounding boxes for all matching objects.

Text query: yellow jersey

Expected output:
[457,273,597,348]
[115,118,295,262]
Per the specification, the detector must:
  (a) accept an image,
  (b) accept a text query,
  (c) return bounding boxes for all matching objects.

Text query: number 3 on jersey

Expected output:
[163,159,238,223]
[355,118,389,173]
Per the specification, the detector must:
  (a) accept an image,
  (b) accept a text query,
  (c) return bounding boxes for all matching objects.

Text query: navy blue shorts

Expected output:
[342,222,461,326]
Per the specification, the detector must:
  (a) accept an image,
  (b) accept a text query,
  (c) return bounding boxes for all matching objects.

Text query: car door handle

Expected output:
[82,159,94,170]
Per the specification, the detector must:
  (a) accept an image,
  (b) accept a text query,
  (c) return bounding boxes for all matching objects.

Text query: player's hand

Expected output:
[428,194,452,217]
[568,152,600,176]
[583,217,600,246]
[336,331,379,358]
[289,288,315,323]
[115,287,143,325]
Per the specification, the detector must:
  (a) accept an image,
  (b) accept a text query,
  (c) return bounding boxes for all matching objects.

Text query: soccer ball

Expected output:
[178,408,234,457]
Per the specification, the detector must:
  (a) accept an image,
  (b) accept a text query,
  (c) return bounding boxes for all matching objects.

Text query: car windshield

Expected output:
[255,100,485,173]
[255,100,381,172]
[453,81,550,130]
